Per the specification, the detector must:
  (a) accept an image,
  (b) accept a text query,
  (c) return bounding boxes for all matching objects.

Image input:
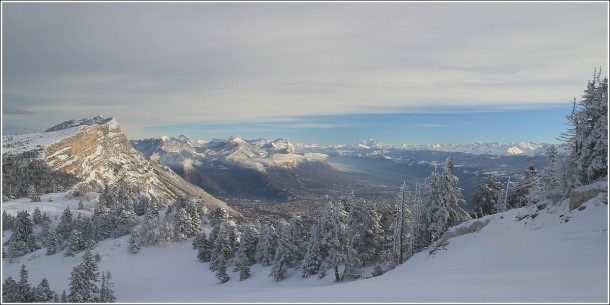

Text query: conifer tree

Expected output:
[570,69,609,185]
[8,210,39,258]
[393,182,414,267]
[99,271,116,302]
[426,158,471,243]
[473,174,503,216]
[17,264,34,302]
[129,229,140,254]
[32,207,43,224]
[236,224,259,267]
[270,222,291,281]
[57,206,74,240]
[175,207,193,241]
[196,232,213,262]
[67,229,86,256]
[255,224,278,266]
[301,224,323,278]
[2,276,19,302]
[46,231,59,256]
[34,278,55,302]
[537,144,563,202]
[319,200,349,281]
[68,249,100,302]
[210,222,232,283]
[511,164,539,207]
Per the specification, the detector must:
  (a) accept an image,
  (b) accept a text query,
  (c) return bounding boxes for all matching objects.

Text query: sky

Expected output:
[1,1,608,145]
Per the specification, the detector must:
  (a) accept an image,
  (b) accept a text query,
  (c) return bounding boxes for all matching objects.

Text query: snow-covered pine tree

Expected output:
[393,182,414,267]
[68,249,100,302]
[239,263,251,281]
[569,69,608,186]
[410,183,430,253]
[56,206,74,241]
[2,210,16,231]
[28,185,41,202]
[210,221,233,283]
[319,200,349,282]
[46,231,59,256]
[236,224,259,267]
[67,229,86,257]
[426,158,471,243]
[8,210,39,259]
[2,276,19,302]
[196,232,213,262]
[32,207,42,225]
[112,204,138,238]
[16,264,34,302]
[255,224,278,266]
[300,223,323,278]
[269,222,291,281]
[209,207,230,228]
[341,197,383,278]
[511,164,539,207]
[174,207,193,241]
[99,270,116,302]
[67,265,88,302]
[536,145,564,202]
[129,228,140,254]
[473,174,502,217]
[34,278,55,302]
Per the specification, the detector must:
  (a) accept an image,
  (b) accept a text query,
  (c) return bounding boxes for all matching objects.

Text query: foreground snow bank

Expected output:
[2,191,607,302]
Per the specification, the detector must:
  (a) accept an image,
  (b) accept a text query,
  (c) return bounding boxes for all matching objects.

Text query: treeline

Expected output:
[472,69,608,217]
[2,251,115,303]
[189,156,471,283]
[2,148,82,200]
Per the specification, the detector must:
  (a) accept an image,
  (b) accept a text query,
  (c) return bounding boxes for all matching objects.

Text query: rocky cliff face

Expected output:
[5,116,243,220]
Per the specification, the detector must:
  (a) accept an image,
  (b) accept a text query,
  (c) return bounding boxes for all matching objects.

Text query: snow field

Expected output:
[2,192,607,302]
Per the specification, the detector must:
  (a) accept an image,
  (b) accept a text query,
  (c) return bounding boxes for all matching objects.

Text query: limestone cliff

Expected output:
[6,116,243,220]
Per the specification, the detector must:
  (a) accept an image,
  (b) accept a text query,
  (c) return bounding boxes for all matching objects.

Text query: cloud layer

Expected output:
[2,2,608,139]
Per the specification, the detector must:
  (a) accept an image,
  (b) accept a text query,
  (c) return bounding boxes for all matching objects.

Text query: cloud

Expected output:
[2,2,607,139]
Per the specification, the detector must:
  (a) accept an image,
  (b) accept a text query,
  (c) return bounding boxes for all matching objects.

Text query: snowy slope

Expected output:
[2,189,607,303]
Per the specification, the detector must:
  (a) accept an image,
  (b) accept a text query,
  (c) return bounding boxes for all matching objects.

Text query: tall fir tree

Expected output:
[34,278,55,302]
[99,270,116,302]
[300,223,323,278]
[473,174,503,217]
[426,158,471,243]
[318,200,349,281]
[569,69,608,186]
[68,249,100,302]
[393,182,414,267]
[8,210,40,259]
[255,224,278,266]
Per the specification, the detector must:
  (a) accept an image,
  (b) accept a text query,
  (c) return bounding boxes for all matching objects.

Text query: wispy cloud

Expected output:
[2,2,607,142]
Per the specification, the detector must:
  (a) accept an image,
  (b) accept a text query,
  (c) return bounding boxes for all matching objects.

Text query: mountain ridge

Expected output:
[2,116,243,220]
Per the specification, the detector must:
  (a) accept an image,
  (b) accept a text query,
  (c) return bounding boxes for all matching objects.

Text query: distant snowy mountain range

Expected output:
[132,134,327,173]
[1,116,242,219]
[297,139,553,158]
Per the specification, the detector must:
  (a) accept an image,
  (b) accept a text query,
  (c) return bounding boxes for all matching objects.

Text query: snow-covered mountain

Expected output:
[2,181,606,302]
[298,140,553,158]
[133,135,325,172]
[1,116,242,219]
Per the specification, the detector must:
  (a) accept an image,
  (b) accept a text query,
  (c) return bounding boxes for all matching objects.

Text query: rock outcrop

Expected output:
[7,116,243,220]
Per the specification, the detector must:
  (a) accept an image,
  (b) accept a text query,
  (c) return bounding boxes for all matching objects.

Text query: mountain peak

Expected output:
[227,135,246,145]
[45,115,117,132]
